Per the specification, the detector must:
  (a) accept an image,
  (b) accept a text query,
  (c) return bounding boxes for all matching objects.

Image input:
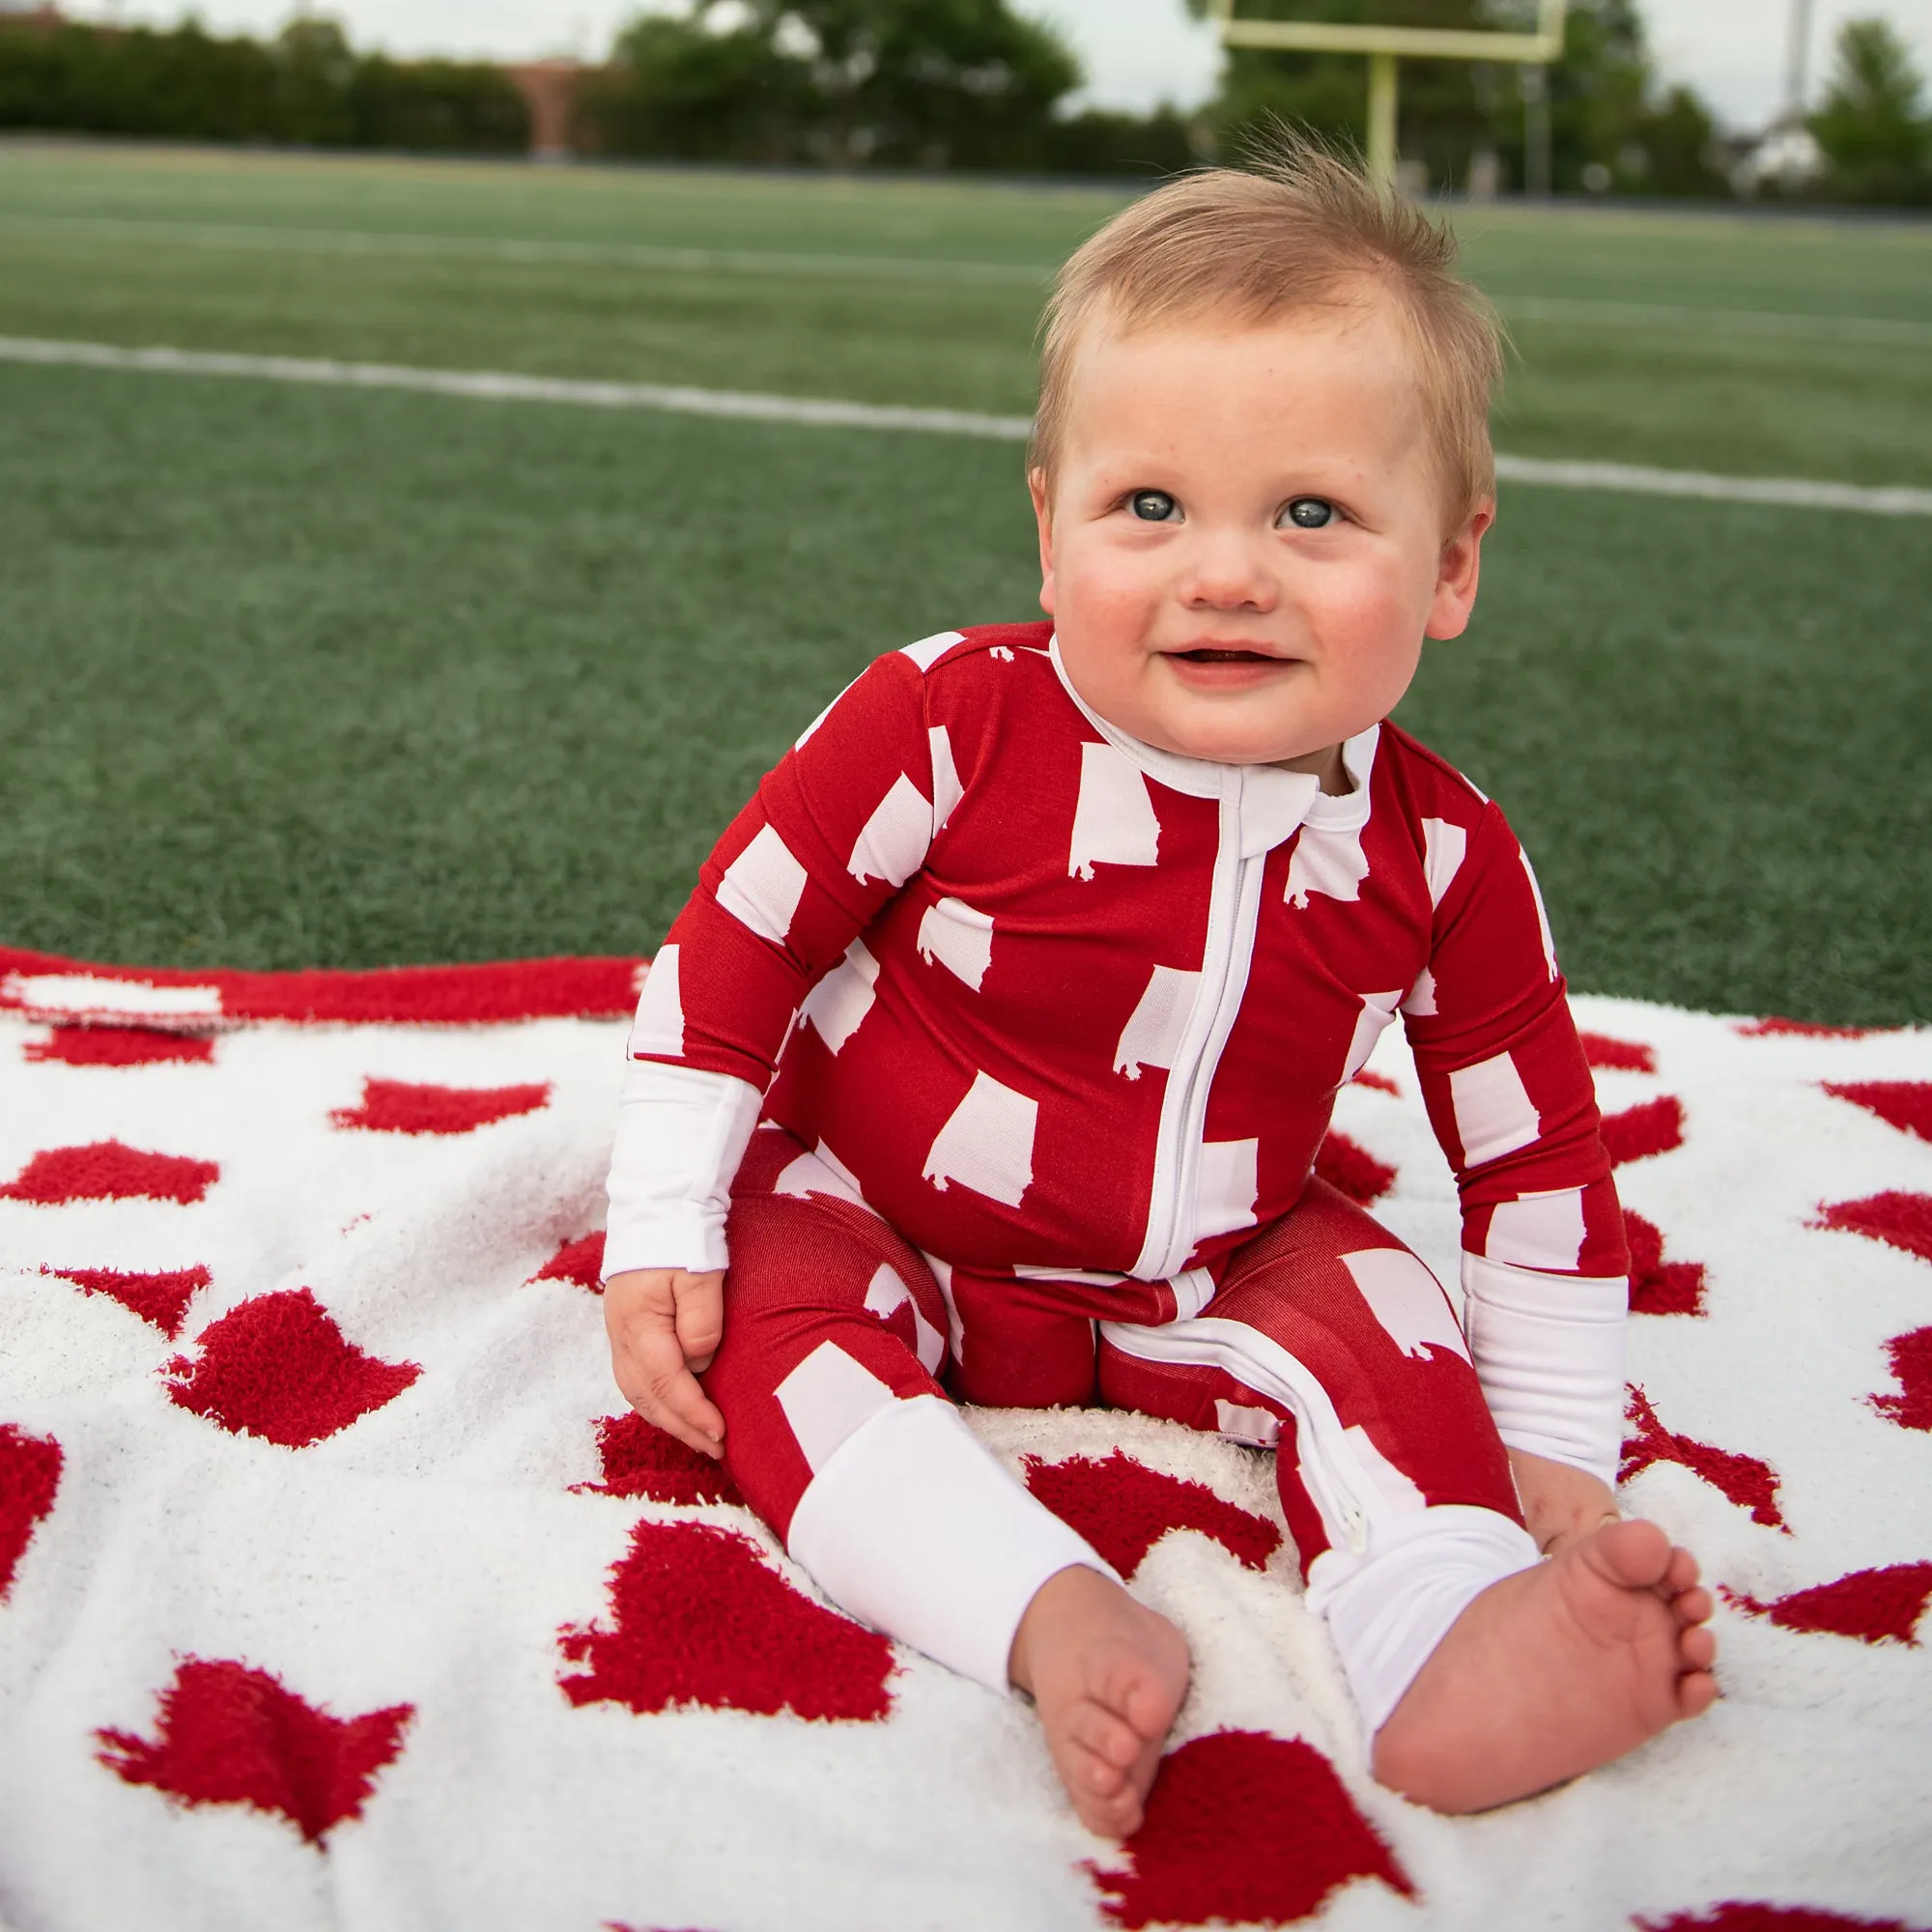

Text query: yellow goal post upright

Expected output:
[1205,0,1568,189]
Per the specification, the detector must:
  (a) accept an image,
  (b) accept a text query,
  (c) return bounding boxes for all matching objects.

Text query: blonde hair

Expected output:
[1030,129,1505,530]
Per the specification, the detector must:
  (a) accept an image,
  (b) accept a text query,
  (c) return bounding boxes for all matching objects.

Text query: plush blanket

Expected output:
[1,945,1928,1932]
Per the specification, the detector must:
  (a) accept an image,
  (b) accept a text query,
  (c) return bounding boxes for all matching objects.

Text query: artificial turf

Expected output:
[0,145,1927,1023]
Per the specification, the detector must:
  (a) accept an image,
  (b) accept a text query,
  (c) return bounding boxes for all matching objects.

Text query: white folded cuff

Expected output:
[1308,1504,1542,1734]
[785,1394,1117,1694]
[603,1060,762,1279]
[1462,1253,1628,1487]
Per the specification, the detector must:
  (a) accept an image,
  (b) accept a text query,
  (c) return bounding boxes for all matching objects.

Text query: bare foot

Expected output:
[1008,1565,1191,1838]
[1373,1518,1718,1814]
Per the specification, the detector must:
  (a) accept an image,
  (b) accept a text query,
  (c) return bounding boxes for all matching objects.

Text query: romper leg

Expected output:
[1096,1179,1539,1732]
[703,1125,1113,1691]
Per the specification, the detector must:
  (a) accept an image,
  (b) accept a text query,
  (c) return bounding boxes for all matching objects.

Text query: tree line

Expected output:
[0,1,1927,204]
[0,14,528,152]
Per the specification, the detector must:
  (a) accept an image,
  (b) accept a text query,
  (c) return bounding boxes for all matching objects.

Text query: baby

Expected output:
[601,135,1717,1836]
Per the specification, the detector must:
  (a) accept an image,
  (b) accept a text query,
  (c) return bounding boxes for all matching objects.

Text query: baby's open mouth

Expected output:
[1171,647,1280,665]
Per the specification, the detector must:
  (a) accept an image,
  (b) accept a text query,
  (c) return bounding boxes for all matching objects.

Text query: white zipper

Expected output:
[1132,768,1272,1281]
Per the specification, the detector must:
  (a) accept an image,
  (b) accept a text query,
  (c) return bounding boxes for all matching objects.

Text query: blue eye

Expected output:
[1129,490,1179,523]
[1283,497,1338,529]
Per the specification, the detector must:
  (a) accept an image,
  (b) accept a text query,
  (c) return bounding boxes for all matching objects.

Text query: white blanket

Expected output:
[1,950,1928,1932]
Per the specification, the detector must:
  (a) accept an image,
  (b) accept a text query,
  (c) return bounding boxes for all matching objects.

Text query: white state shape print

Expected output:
[1421,817,1468,908]
[775,1341,897,1475]
[716,823,810,945]
[799,941,881,1054]
[1486,1187,1587,1272]
[1342,990,1404,1081]
[1401,966,1437,1017]
[900,629,965,672]
[1114,965,1199,1078]
[1449,1052,1542,1167]
[1285,824,1370,908]
[1341,1248,1469,1362]
[916,897,995,991]
[1344,1423,1429,1515]
[775,1140,881,1218]
[1215,1399,1282,1449]
[928,724,963,832]
[848,773,933,888]
[1067,741,1160,880]
[862,1263,946,1374]
[627,946,684,1057]
[1520,848,1560,980]
[922,1071,1037,1206]
[1194,1138,1260,1240]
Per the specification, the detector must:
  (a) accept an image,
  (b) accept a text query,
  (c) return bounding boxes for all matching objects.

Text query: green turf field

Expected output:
[2,143,1928,1022]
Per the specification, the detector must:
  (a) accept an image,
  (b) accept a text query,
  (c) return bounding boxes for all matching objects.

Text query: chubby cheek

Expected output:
[1301,572,1427,714]
[1053,547,1166,670]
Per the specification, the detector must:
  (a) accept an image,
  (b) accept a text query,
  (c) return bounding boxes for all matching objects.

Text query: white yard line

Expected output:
[10,215,1931,345]
[0,213,1053,287]
[1494,295,1932,348]
[6,333,1930,518]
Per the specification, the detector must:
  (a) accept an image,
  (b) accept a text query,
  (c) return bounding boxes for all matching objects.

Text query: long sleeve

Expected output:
[604,645,952,1276]
[1402,801,1630,1484]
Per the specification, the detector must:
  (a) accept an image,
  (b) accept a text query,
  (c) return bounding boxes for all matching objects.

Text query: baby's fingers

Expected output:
[673,1269,726,1374]
[639,1361,727,1460]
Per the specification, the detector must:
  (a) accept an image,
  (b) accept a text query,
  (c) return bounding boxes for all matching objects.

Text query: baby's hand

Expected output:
[604,1267,727,1459]
[1507,1447,1621,1557]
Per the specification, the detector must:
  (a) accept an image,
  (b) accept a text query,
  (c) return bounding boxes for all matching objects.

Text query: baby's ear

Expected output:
[1029,469,1058,616]
[1425,501,1492,641]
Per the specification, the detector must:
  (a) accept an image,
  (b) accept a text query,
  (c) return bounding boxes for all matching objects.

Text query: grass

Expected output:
[0,143,1927,1022]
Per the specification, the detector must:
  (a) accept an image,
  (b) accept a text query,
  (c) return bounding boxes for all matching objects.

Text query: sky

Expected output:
[44,0,1932,134]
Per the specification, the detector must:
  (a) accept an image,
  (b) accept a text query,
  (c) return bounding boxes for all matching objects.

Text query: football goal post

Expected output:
[1205,0,1569,189]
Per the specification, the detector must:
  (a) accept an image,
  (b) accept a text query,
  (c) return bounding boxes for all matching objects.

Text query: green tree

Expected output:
[578,0,1082,168]
[1808,16,1932,205]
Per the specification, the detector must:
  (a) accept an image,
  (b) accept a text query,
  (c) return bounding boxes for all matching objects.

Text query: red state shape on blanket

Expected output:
[330,1077,551,1135]
[96,1655,413,1846]
[1621,1386,1786,1530]
[1723,1562,1932,1646]
[0,1141,218,1206]
[43,1264,209,1339]
[1869,1328,1932,1433]
[1601,1096,1685,1167]
[1087,1730,1413,1928]
[577,1412,743,1506]
[26,1026,213,1066]
[1813,1192,1932,1266]
[1624,1213,1707,1317]
[535,1232,607,1293]
[1313,1131,1396,1207]
[1350,1069,1400,1095]
[1022,1452,1281,1578]
[162,1288,420,1447]
[1824,1081,1932,1145]
[557,1519,894,1721]
[1639,1904,1927,1932]
[1580,1031,1658,1073]
[0,1424,63,1602]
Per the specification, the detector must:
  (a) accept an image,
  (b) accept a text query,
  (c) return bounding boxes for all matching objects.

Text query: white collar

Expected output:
[1047,635,1378,834]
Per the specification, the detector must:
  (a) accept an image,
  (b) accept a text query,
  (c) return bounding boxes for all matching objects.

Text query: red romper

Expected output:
[605,623,1631,1726]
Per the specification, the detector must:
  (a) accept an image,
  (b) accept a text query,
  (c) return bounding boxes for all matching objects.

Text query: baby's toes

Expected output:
[1662,1544,1701,1597]
[1676,1667,1719,1720]
[1678,1621,1717,1673]
[1067,1699,1144,1773]
[1672,1583,1714,1628]
[1069,1759,1144,1837]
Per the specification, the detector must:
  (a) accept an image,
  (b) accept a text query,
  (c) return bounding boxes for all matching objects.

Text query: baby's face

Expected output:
[1033,301,1489,775]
